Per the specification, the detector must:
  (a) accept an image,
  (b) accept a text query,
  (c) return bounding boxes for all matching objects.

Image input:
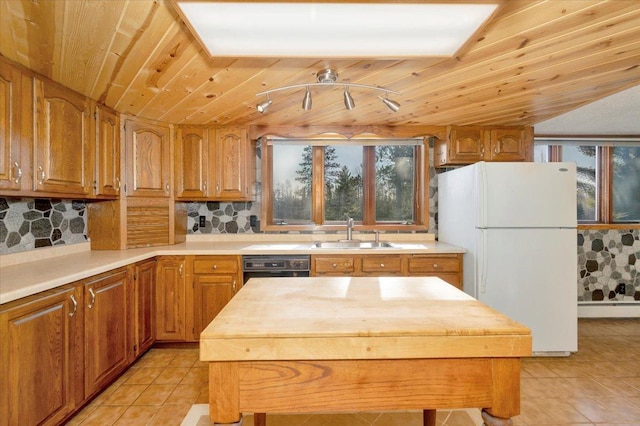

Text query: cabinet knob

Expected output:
[232,280,237,292]
[380,263,385,268]
[433,263,439,268]
[212,265,217,270]
[165,182,170,193]
[179,264,183,276]
[332,263,337,268]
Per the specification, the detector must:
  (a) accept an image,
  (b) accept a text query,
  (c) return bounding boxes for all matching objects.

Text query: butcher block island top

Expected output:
[200,277,531,426]
[200,276,531,361]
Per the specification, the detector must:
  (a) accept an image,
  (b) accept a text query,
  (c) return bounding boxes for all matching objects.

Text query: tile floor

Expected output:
[68,318,640,426]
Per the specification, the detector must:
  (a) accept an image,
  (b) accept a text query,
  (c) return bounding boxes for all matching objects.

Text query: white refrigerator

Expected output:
[438,162,577,354]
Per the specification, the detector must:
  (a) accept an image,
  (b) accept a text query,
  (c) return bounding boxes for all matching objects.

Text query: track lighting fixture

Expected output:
[256,68,400,113]
[380,94,401,113]
[256,94,272,114]
[343,87,355,110]
[302,86,312,111]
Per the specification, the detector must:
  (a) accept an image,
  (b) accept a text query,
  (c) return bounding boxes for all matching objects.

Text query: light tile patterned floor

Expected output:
[68,318,640,425]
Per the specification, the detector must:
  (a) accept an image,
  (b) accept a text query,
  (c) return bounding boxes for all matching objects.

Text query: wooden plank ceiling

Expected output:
[1,0,639,129]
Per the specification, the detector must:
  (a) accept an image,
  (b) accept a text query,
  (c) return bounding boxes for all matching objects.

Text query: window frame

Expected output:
[260,137,430,232]
[535,138,640,229]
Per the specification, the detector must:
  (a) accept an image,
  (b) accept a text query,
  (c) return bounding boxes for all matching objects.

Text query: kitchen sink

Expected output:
[311,240,394,249]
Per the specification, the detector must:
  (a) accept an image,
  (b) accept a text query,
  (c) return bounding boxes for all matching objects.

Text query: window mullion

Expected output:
[312,146,325,224]
[599,146,612,223]
[362,147,376,225]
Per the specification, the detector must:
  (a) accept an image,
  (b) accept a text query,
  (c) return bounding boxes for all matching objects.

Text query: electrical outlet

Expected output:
[617,283,626,294]
[199,216,206,227]
[249,215,257,227]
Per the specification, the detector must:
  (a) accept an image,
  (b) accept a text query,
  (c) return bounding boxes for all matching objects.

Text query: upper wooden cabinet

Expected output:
[33,77,92,195]
[175,126,209,199]
[123,116,172,198]
[93,104,121,198]
[434,126,533,167]
[174,125,253,201]
[211,126,252,200]
[0,60,28,192]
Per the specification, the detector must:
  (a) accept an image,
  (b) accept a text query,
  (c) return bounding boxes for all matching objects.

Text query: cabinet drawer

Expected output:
[313,257,356,274]
[361,256,402,274]
[193,256,239,274]
[408,256,460,273]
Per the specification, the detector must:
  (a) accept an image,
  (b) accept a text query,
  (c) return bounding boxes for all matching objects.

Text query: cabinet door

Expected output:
[212,126,251,200]
[124,118,171,198]
[133,260,156,358]
[0,286,83,426]
[156,257,186,341]
[94,105,121,197]
[175,126,208,199]
[488,128,528,161]
[0,60,24,191]
[193,273,238,339]
[84,269,129,398]
[448,126,487,163]
[33,78,92,195]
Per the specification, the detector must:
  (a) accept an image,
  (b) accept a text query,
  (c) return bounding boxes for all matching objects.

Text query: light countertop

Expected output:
[0,234,465,305]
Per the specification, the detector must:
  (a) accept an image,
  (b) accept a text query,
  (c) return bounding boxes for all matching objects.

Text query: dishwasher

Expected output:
[242,255,311,284]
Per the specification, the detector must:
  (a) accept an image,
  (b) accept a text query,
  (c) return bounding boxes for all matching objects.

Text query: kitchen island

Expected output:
[200,277,531,426]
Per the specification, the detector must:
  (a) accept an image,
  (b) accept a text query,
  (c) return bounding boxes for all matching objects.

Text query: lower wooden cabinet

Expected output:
[83,268,130,398]
[312,253,463,289]
[0,285,83,426]
[132,259,156,358]
[155,256,187,341]
[191,256,242,340]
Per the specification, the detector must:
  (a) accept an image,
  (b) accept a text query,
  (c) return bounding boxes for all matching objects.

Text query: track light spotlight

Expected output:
[302,86,312,110]
[256,95,272,113]
[344,87,355,110]
[380,95,400,112]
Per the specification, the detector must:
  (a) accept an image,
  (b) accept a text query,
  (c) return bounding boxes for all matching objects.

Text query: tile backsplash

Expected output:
[578,229,640,302]
[0,198,88,254]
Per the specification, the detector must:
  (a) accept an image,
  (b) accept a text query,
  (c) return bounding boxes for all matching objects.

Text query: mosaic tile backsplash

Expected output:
[0,198,88,254]
[578,229,640,302]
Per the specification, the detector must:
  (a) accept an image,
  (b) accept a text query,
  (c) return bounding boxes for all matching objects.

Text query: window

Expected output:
[534,139,640,224]
[263,138,428,230]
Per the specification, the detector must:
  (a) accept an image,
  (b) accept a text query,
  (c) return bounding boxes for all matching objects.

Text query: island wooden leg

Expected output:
[423,409,436,426]
[209,362,242,425]
[254,413,266,426]
[481,409,513,426]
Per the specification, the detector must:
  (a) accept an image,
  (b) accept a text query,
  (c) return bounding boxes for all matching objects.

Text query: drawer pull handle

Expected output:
[88,288,96,309]
[69,294,78,317]
[232,280,236,292]
[179,264,183,277]
[115,177,121,191]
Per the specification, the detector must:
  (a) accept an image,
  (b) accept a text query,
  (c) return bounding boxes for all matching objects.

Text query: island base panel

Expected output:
[208,358,520,424]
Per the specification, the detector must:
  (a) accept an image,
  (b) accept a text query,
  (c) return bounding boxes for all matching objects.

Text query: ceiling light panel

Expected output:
[175,2,499,58]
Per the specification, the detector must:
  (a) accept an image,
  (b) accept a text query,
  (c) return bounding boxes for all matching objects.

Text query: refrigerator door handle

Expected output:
[478,229,488,294]
[478,162,487,227]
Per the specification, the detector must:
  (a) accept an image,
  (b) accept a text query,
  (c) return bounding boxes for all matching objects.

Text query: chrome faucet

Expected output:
[346,215,354,241]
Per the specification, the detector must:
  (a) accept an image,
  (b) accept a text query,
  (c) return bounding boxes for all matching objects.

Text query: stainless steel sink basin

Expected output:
[311,240,394,249]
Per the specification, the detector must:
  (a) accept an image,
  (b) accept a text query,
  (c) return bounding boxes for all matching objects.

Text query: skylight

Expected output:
[173,2,499,58]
